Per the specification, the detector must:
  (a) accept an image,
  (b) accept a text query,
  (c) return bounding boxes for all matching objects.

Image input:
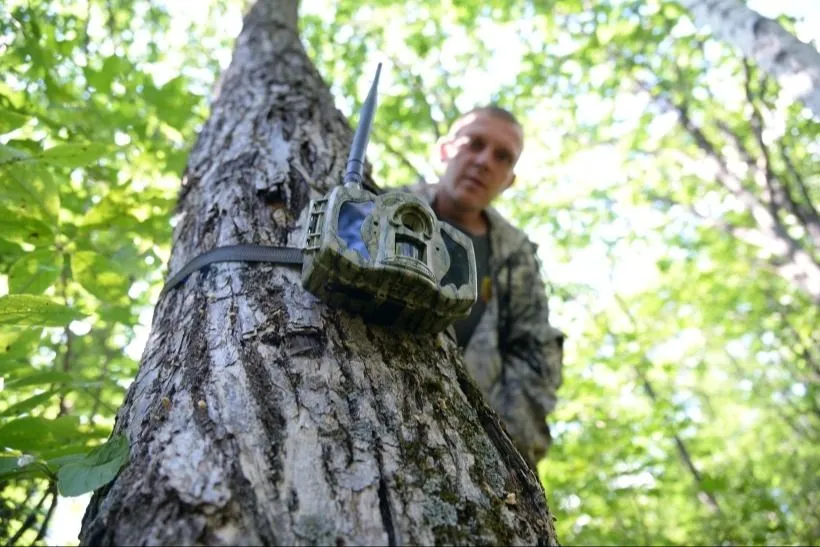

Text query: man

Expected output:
[407,106,564,468]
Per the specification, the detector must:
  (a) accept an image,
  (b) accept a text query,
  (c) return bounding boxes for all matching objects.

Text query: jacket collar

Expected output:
[406,181,530,266]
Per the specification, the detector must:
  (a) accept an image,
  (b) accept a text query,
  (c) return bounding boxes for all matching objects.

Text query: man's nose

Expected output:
[473,147,492,169]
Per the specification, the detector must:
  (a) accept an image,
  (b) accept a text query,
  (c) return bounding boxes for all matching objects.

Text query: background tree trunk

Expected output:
[678,0,820,118]
[78,0,558,545]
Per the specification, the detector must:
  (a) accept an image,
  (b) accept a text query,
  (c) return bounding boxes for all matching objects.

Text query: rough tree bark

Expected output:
[678,0,820,118]
[78,0,558,545]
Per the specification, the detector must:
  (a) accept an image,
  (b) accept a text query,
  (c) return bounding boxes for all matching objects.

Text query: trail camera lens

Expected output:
[396,236,424,260]
[337,200,375,259]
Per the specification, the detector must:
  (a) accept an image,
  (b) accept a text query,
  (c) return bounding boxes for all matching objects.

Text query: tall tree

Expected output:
[678,0,820,118]
[4,0,816,544]
[77,0,557,544]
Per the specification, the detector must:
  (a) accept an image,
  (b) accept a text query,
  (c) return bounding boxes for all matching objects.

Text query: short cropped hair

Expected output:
[462,105,522,130]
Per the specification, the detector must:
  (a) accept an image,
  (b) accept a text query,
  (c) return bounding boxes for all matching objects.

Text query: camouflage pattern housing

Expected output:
[301,184,477,333]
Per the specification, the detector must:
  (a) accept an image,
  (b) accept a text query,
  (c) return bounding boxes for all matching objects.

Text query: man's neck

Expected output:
[432,193,489,236]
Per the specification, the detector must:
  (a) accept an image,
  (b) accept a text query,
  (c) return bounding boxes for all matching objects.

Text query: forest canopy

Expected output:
[0,0,817,544]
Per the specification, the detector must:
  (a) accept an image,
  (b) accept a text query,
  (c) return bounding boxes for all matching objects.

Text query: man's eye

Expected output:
[496,150,513,165]
[468,138,485,151]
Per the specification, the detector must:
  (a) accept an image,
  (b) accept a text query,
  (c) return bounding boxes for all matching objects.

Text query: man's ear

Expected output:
[437,136,451,163]
[505,173,517,189]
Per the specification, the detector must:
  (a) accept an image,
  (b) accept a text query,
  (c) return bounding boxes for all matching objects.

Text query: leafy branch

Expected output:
[612,294,724,516]
[634,73,820,303]
[4,482,56,547]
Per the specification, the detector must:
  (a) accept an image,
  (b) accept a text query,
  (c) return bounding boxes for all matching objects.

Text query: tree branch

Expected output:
[33,483,58,544]
[637,76,820,302]
[678,0,820,118]
[714,119,757,172]
[374,129,426,184]
[58,259,74,418]
[5,483,52,547]
[88,329,118,425]
[764,292,820,381]
[724,354,814,441]
[778,140,820,228]
[742,60,820,252]
[388,56,443,140]
[82,0,92,57]
[745,65,820,246]
[741,60,789,226]
[655,65,810,256]
[637,76,764,214]
[645,188,820,304]
[641,368,723,515]
[613,295,723,515]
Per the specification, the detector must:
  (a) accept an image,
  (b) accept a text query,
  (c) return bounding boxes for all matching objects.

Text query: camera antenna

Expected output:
[343,62,382,187]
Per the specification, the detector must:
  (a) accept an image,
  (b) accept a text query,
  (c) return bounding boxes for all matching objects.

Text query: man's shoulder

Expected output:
[484,206,530,246]
[484,205,536,265]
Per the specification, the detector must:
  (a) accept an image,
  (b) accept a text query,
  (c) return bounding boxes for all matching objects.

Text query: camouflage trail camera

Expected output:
[302,183,476,333]
[161,63,478,334]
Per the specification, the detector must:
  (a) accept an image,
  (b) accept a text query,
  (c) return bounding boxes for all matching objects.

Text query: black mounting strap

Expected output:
[160,244,304,297]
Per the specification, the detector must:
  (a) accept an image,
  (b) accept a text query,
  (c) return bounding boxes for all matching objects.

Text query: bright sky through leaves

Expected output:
[1,0,817,544]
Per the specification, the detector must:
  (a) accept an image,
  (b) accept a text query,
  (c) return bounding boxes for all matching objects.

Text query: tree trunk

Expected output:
[78,0,558,545]
[679,0,820,118]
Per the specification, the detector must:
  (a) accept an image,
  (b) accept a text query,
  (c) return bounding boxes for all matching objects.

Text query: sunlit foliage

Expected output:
[1,0,817,544]
[0,0,227,541]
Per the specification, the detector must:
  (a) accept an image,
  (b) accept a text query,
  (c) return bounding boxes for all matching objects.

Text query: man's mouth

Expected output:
[463,175,485,188]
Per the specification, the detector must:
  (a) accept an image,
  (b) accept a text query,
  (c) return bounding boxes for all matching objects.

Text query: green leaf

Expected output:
[0,358,31,375]
[56,434,130,497]
[4,139,43,155]
[0,236,24,265]
[72,250,131,301]
[8,250,63,294]
[0,328,43,360]
[701,473,729,493]
[0,164,61,223]
[0,390,56,417]
[36,143,112,168]
[84,56,119,94]
[0,454,21,475]
[0,294,85,326]
[0,108,31,134]
[4,371,74,389]
[0,415,81,452]
[47,453,86,467]
[0,209,55,246]
[0,454,51,481]
[39,441,98,462]
[0,143,28,164]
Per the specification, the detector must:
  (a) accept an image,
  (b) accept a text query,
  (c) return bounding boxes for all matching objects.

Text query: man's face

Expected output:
[438,111,523,213]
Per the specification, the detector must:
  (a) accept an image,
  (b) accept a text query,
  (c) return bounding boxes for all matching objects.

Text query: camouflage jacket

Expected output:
[407,182,565,466]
